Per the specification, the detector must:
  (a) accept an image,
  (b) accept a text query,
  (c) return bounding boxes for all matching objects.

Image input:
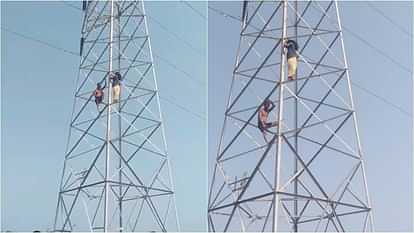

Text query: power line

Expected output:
[310,2,413,75]
[60,0,82,11]
[160,96,206,120]
[2,26,205,121]
[6,24,202,87]
[351,81,412,118]
[152,52,205,87]
[211,5,413,75]
[145,14,204,56]
[365,1,413,39]
[208,6,241,22]
[340,24,413,75]
[308,2,413,75]
[181,0,207,20]
[59,1,204,57]
[58,2,205,86]
[1,27,79,56]
[208,5,413,120]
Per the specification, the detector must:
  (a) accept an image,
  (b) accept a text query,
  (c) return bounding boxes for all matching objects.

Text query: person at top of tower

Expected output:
[258,99,278,143]
[94,81,106,110]
[110,71,122,103]
[284,39,299,81]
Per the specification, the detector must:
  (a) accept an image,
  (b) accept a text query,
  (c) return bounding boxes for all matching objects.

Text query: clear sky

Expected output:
[1,1,206,231]
[208,1,412,231]
[2,1,413,232]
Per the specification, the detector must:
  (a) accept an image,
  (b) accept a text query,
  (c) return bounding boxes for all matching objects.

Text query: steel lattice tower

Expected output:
[53,0,179,231]
[208,1,373,232]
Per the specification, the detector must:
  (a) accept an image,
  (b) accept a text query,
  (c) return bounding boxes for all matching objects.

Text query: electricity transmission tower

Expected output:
[53,0,179,231]
[208,1,373,232]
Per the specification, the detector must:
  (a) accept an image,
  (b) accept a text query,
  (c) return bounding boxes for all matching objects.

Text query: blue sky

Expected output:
[1,1,413,232]
[208,1,412,231]
[1,1,206,231]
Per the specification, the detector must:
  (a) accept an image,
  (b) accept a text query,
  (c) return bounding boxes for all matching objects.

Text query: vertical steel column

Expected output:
[104,0,115,231]
[141,0,181,230]
[116,2,123,231]
[293,0,299,232]
[273,0,288,231]
[333,0,374,231]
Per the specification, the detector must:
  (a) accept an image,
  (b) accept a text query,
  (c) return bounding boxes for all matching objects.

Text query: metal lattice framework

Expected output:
[53,0,179,231]
[208,1,373,232]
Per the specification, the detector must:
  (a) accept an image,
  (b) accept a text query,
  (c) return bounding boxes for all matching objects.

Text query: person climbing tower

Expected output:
[258,99,278,143]
[111,71,122,103]
[284,38,299,81]
[94,81,105,110]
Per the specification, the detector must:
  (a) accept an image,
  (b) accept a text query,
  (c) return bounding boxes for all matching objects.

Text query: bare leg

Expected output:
[262,121,279,144]
[270,121,279,128]
[262,131,269,144]
[263,121,279,132]
[95,101,100,111]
